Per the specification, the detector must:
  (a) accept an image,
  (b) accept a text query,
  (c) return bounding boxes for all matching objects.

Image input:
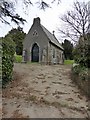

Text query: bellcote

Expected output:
[33,17,41,24]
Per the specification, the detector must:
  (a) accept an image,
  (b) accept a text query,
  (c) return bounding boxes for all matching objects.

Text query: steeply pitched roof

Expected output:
[33,17,64,50]
[41,25,64,50]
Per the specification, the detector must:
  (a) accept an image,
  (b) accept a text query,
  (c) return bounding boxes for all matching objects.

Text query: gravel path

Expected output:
[2,63,89,118]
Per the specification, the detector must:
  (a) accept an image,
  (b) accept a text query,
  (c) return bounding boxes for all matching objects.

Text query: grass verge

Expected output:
[64,60,74,65]
[14,55,22,63]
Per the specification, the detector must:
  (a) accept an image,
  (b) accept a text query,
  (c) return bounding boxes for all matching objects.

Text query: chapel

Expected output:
[23,17,64,64]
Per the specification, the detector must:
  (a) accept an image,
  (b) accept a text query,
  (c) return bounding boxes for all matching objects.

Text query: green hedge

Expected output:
[2,36,15,87]
[0,39,2,87]
[72,65,88,80]
[71,64,88,96]
[73,34,90,68]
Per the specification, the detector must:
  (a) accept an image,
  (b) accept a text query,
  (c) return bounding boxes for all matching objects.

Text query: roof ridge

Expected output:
[41,25,64,50]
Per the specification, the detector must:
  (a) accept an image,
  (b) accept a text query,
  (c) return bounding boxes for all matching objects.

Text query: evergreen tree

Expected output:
[62,39,73,60]
[6,27,26,55]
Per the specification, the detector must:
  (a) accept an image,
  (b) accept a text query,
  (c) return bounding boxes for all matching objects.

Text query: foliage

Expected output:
[0,0,26,25]
[62,39,73,60]
[79,68,88,81]
[72,64,82,75]
[71,64,88,96]
[6,27,26,55]
[73,33,90,68]
[0,0,60,25]
[64,60,74,65]
[72,64,88,81]
[2,36,15,86]
[15,55,22,63]
[0,38,2,86]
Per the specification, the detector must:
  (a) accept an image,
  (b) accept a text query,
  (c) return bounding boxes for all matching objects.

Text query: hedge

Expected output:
[2,36,15,87]
[0,39,2,88]
[71,64,88,97]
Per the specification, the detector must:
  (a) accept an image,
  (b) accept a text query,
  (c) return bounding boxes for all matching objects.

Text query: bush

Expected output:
[73,34,90,68]
[79,68,88,81]
[72,64,80,74]
[2,36,15,87]
[0,39,2,87]
[72,64,88,80]
[71,64,88,96]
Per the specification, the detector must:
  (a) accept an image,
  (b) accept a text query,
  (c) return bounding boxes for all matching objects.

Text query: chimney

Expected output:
[52,30,55,36]
[33,17,41,24]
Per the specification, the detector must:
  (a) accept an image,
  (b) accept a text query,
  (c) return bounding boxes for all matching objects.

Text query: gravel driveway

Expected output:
[2,63,89,118]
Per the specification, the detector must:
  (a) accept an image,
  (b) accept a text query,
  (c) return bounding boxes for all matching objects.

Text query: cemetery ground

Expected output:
[2,63,89,118]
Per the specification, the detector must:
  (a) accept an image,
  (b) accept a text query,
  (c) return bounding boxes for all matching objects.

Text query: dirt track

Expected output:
[2,63,89,118]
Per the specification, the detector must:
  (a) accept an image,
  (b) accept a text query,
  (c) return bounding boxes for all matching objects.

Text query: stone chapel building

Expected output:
[23,17,64,64]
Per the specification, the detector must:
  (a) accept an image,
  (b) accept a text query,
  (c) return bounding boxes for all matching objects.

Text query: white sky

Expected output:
[0,0,89,43]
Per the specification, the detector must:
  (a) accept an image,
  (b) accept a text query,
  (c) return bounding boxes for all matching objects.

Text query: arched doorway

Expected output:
[31,43,39,62]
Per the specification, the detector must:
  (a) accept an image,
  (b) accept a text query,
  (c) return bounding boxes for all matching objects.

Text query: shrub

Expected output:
[73,33,90,68]
[72,64,88,81]
[0,39,2,87]
[72,64,80,74]
[71,64,88,96]
[2,36,15,87]
[79,69,88,81]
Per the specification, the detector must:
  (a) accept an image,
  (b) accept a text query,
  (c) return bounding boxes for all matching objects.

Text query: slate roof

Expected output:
[32,17,64,50]
[41,25,64,50]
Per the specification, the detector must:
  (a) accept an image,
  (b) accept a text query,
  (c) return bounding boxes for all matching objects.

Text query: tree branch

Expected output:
[59,1,89,42]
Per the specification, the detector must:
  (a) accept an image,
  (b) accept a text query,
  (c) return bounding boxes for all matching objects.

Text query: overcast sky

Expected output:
[0,0,89,42]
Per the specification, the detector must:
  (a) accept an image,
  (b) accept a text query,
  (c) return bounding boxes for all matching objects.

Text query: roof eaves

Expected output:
[41,25,64,50]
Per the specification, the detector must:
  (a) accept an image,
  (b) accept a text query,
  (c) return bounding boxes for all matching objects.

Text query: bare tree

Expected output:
[0,0,61,25]
[58,1,90,42]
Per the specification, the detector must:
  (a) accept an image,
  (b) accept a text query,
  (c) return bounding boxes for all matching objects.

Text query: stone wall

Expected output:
[42,46,48,64]
[47,43,64,64]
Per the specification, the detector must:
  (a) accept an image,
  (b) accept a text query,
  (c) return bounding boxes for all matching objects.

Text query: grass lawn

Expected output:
[14,55,74,65]
[27,62,39,64]
[64,60,74,65]
[14,55,40,64]
[14,55,22,63]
